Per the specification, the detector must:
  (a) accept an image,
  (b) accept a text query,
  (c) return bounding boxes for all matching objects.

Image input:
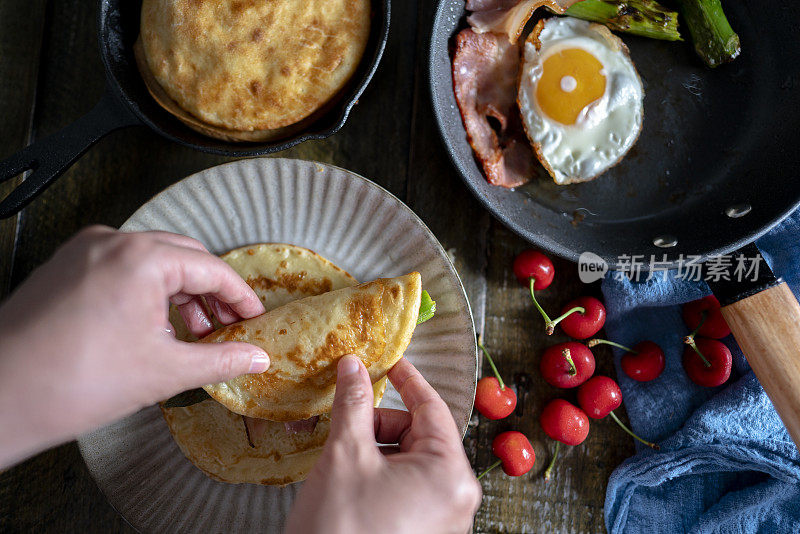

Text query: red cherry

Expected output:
[682,295,730,339]
[589,338,665,382]
[621,341,666,382]
[513,251,562,335]
[540,342,595,388]
[475,339,517,419]
[682,338,732,387]
[577,376,660,449]
[475,377,517,420]
[478,431,536,479]
[539,399,590,446]
[577,376,621,418]
[554,296,606,339]
[513,250,554,290]
[492,431,536,476]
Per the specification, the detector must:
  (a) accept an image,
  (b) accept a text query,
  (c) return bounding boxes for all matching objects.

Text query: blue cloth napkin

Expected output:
[601,209,800,533]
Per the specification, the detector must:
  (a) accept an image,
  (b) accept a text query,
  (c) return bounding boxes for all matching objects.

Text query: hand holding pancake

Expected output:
[0,226,269,468]
[286,356,481,534]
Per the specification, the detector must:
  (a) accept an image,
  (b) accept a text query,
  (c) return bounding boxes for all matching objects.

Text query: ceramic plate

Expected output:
[77,158,477,533]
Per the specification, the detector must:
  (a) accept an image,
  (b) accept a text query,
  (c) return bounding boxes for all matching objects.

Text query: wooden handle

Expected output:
[721,282,800,450]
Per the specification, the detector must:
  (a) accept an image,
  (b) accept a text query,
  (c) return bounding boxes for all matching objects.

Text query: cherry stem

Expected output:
[543,441,560,481]
[528,278,554,333]
[609,411,660,450]
[477,459,502,480]
[684,337,712,368]
[684,310,711,367]
[477,336,506,390]
[547,306,586,335]
[563,348,577,376]
[587,339,637,354]
[684,309,708,343]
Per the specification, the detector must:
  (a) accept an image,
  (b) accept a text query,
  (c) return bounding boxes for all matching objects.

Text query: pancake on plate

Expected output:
[162,244,386,485]
[139,0,371,139]
[202,272,422,421]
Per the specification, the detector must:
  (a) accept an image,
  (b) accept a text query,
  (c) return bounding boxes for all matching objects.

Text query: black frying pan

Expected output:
[430,0,800,450]
[430,0,800,269]
[0,0,390,219]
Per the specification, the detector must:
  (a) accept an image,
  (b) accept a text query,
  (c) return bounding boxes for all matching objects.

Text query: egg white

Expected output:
[518,17,644,184]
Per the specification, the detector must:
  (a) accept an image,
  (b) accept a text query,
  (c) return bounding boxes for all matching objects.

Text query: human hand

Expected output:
[0,226,269,468]
[286,356,482,534]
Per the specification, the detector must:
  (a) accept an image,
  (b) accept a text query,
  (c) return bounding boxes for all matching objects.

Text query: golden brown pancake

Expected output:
[140,0,371,131]
[162,244,386,485]
[202,272,422,421]
[133,38,321,143]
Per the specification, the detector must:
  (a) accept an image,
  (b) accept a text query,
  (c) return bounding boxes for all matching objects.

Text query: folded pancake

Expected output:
[202,272,422,421]
[140,0,371,132]
[162,244,385,485]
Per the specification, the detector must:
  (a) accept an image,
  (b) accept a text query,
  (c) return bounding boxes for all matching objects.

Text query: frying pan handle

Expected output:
[721,282,800,450]
[0,87,140,218]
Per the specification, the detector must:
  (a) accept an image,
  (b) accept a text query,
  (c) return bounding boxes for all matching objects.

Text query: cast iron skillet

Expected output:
[0,0,390,218]
[430,0,800,269]
[431,1,800,450]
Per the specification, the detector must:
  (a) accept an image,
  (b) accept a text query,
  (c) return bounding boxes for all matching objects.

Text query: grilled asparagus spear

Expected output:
[566,0,681,41]
[675,0,740,67]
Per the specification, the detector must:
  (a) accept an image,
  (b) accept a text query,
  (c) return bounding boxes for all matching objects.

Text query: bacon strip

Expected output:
[241,415,320,447]
[452,28,534,189]
[283,416,319,435]
[242,415,268,448]
[466,0,579,43]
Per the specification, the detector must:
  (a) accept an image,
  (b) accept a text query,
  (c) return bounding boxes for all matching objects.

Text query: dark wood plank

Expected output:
[0,0,635,531]
[406,3,634,531]
[282,0,420,202]
[2,0,421,532]
[472,222,634,533]
[406,0,492,337]
[9,0,229,286]
[0,444,131,533]
[404,3,493,508]
[0,0,48,297]
[10,0,419,286]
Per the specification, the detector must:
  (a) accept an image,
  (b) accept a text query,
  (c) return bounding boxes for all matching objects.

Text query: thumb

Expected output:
[171,341,270,389]
[328,355,376,446]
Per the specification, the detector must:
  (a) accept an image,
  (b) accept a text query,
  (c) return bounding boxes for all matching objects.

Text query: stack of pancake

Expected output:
[137,0,371,141]
[163,245,422,485]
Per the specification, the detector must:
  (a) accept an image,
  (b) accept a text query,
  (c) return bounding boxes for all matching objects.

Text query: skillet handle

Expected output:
[0,87,140,218]
[720,282,800,450]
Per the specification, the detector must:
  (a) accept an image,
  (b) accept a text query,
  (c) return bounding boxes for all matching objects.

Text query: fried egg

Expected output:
[518,17,644,184]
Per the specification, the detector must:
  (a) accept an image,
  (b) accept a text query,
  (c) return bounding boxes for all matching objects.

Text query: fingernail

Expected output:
[248,351,270,374]
[338,355,361,377]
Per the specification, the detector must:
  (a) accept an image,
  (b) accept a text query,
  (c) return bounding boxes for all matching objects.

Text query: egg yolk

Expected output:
[536,48,606,125]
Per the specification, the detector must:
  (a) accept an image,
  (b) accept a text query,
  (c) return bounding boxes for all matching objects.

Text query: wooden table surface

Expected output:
[0,1,634,532]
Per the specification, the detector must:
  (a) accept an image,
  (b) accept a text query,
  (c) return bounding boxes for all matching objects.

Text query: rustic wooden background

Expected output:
[0,0,634,532]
